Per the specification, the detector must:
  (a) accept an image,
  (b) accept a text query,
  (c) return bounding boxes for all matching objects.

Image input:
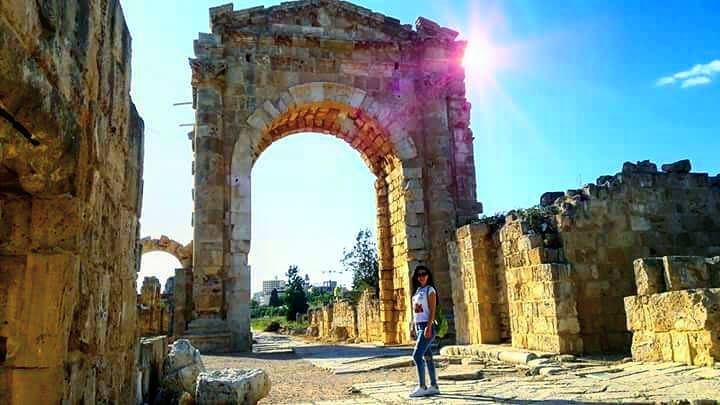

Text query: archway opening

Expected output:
[249,132,376,303]
[138,251,183,293]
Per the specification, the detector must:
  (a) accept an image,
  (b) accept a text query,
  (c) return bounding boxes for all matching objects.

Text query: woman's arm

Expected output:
[424,289,437,338]
[427,289,437,324]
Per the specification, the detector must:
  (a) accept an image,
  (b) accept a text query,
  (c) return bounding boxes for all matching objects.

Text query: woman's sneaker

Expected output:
[408,386,428,398]
[425,385,440,396]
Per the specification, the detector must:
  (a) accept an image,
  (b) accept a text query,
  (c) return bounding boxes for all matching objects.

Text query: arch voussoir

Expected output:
[140,236,193,268]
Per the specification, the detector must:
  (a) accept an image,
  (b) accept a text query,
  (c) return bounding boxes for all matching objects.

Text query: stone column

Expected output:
[227,130,254,351]
[172,267,193,337]
[188,58,229,335]
[375,178,397,344]
[420,94,459,315]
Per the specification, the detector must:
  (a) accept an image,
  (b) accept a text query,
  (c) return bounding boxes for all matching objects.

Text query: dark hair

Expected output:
[411,265,435,293]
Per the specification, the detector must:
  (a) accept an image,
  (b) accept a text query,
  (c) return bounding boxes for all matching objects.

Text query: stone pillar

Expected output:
[420,94,460,315]
[375,178,398,344]
[226,254,251,351]
[173,268,193,338]
[448,223,502,344]
[501,219,583,354]
[188,58,229,336]
[227,128,254,351]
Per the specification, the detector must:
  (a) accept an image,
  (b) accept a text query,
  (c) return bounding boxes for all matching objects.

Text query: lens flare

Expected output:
[462,40,490,70]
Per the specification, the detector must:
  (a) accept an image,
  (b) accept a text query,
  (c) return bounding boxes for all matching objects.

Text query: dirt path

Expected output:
[203,351,416,403]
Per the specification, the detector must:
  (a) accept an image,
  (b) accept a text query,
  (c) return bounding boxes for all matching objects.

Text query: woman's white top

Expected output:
[412,285,436,323]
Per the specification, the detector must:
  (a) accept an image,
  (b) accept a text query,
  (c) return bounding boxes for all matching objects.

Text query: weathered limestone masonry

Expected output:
[308,288,384,343]
[140,235,193,268]
[309,305,334,340]
[449,160,720,354]
[0,1,144,404]
[447,223,509,345]
[139,236,194,337]
[332,299,358,340]
[188,0,481,351]
[500,219,583,354]
[137,277,172,337]
[356,287,384,342]
[625,256,720,366]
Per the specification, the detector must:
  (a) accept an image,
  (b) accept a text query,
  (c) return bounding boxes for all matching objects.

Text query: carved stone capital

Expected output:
[189,58,227,86]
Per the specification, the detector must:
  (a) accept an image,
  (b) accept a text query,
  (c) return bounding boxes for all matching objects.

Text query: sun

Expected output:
[462,39,493,74]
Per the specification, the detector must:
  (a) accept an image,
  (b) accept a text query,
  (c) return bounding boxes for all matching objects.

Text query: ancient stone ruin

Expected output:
[625,256,719,366]
[307,288,383,343]
[137,276,173,337]
[448,160,720,357]
[186,1,481,352]
[1,0,720,403]
[0,1,144,403]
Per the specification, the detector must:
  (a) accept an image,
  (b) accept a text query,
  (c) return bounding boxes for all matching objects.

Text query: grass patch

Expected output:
[251,316,308,332]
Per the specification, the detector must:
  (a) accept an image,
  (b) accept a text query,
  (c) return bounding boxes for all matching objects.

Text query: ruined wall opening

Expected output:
[138,251,183,293]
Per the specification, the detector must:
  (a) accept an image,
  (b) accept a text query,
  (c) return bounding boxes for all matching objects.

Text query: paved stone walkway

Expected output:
[252,333,720,404]
[352,361,720,404]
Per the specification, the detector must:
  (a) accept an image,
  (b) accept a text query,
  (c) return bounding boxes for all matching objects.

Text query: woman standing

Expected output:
[408,265,440,397]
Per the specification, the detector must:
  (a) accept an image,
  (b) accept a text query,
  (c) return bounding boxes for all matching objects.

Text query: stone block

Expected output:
[645,289,719,332]
[624,295,646,331]
[30,196,81,251]
[0,197,31,253]
[663,256,710,290]
[4,254,80,368]
[195,368,270,405]
[633,257,666,295]
[630,331,663,362]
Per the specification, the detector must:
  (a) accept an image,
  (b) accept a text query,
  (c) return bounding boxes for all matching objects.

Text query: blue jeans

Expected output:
[412,321,437,388]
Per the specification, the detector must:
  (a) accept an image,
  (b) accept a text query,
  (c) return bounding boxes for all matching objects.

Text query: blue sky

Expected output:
[124,0,720,293]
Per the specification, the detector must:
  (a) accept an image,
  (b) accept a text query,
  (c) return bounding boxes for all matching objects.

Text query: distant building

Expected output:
[262,279,286,295]
[311,280,338,294]
[252,291,266,306]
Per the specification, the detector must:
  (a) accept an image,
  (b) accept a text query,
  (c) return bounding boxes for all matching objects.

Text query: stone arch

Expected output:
[139,236,193,268]
[228,84,427,349]
[244,82,418,170]
[188,1,482,352]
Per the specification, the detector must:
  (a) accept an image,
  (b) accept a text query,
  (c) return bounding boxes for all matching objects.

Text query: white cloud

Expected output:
[681,76,712,88]
[656,59,720,88]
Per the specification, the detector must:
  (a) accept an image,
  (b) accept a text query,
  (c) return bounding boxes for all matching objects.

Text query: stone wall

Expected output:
[500,219,583,354]
[625,256,720,366]
[447,223,504,344]
[307,289,383,343]
[357,288,384,343]
[448,160,720,354]
[137,277,172,337]
[554,161,720,352]
[332,300,358,340]
[0,1,144,403]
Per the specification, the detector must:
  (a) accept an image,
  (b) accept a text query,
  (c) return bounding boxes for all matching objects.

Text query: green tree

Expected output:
[307,287,333,307]
[284,265,308,321]
[268,288,282,307]
[341,228,379,291]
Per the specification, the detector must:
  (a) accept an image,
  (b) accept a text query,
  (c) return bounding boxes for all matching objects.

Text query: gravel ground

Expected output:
[203,351,417,403]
